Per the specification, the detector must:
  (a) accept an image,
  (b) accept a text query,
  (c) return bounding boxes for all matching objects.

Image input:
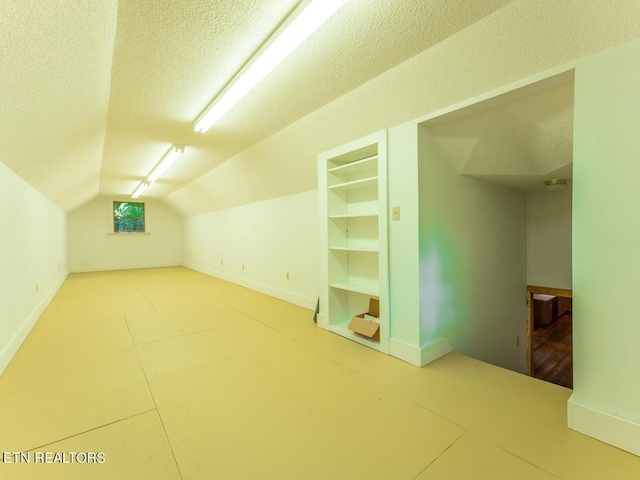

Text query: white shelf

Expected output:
[330,281,379,296]
[329,245,378,253]
[328,176,377,191]
[328,154,378,173]
[329,213,378,219]
[327,320,381,350]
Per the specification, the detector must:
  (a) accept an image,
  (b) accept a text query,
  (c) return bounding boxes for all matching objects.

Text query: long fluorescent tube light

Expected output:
[194,0,348,133]
[147,144,185,183]
[132,182,150,199]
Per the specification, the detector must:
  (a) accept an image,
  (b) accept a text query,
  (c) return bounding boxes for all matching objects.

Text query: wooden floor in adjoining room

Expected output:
[0,267,638,479]
[533,314,573,389]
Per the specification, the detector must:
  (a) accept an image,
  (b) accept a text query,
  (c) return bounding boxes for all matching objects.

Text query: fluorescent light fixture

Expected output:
[194,0,348,133]
[132,182,150,199]
[130,144,185,199]
[147,144,185,183]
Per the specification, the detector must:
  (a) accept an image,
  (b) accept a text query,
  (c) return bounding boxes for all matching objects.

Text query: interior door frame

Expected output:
[526,285,573,376]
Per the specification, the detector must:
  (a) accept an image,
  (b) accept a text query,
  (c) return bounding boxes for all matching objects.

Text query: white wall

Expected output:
[183,190,318,309]
[418,126,528,373]
[387,123,422,349]
[569,39,640,455]
[0,162,68,375]
[68,196,183,272]
[526,189,572,289]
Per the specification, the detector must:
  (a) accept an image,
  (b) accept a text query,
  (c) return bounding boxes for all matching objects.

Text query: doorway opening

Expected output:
[527,286,572,388]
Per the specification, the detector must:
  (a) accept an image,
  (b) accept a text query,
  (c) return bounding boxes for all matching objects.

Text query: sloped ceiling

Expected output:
[0,1,117,211]
[428,82,575,191]
[0,0,512,212]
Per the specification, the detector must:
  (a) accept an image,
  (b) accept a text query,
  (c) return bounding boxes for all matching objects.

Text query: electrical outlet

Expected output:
[35,282,39,293]
[220,260,223,266]
[286,272,290,281]
[242,264,245,271]
[516,336,520,346]
[392,206,400,221]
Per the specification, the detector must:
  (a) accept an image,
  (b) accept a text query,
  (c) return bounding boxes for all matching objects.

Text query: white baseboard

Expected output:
[389,337,452,367]
[183,263,316,310]
[420,338,453,366]
[0,270,69,376]
[316,313,329,328]
[389,339,420,365]
[568,394,640,456]
[69,261,181,273]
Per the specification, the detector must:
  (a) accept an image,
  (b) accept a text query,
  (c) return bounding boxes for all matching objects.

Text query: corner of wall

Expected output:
[389,337,452,367]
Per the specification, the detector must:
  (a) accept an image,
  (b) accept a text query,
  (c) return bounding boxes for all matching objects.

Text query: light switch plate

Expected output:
[392,206,400,221]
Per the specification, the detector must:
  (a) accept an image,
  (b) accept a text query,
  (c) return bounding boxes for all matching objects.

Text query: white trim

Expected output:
[107,233,151,237]
[70,261,180,273]
[316,313,329,328]
[389,337,452,367]
[420,338,453,366]
[568,394,640,457]
[183,263,316,310]
[416,65,577,127]
[389,338,420,365]
[0,270,69,376]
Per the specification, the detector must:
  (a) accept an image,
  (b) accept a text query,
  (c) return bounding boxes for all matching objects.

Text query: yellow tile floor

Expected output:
[1,267,639,479]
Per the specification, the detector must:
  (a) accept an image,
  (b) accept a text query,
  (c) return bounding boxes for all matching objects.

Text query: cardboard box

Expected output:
[363,314,379,324]
[367,298,379,318]
[348,298,380,341]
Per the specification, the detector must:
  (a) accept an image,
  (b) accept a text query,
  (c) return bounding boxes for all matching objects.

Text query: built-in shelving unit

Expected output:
[317,131,389,353]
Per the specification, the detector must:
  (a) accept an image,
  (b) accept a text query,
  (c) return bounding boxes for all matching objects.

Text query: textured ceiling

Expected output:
[0,1,117,211]
[0,0,512,211]
[427,82,575,191]
[100,0,513,200]
[99,0,301,198]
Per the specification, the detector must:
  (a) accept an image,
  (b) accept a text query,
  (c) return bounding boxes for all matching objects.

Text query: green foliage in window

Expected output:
[114,202,145,233]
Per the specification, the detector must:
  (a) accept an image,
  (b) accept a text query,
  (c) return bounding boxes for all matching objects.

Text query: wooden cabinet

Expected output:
[558,296,572,317]
[534,294,557,327]
[533,294,572,328]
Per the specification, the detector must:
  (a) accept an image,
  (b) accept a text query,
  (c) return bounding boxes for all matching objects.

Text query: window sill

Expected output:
[107,233,151,236]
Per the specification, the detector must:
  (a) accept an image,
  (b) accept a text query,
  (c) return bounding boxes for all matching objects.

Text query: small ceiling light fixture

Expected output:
[130,144,185,199]
[544,178,568,192]
[147,144,185,183]
[132,182,150,199]
[194,0,349,133]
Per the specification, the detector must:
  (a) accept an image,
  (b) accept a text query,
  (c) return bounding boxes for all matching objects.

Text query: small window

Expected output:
[113,202,145,233]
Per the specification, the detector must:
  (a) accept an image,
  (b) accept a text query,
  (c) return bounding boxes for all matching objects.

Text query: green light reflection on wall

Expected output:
[419,224,469,346]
